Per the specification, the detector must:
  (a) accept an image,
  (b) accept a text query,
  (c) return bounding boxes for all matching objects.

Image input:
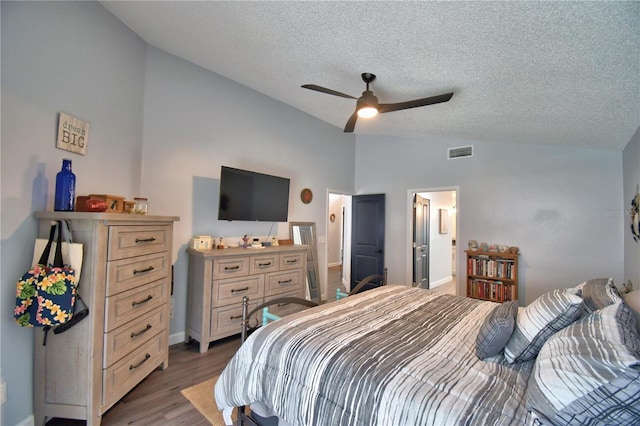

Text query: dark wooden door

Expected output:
[350,194,385,293]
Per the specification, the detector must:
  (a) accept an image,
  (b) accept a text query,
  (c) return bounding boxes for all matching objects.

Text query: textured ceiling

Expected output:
[101,1,639,150]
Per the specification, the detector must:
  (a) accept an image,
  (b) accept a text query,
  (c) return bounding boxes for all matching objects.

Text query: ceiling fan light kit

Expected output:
[302,72,453,133]
[357,107,378,118]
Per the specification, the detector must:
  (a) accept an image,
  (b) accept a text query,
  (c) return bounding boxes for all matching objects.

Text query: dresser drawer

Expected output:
[264,288,307,319]
[266,270,303,295]
[106,252,170,297]
[105,279,168,332]
[213,275,263,307]
[279,251,305,271]
[108,225,171,261]
[249,254,279,275]
[103,306,166,368]
[210,300,260,339]
[103,333,166,410]
[212,256,250,280]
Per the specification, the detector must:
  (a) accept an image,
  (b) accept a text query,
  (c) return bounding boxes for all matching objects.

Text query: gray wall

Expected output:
[624,127,640,288]
[1,3,146,425]
[354,135,625,304]
[138,46,356,341]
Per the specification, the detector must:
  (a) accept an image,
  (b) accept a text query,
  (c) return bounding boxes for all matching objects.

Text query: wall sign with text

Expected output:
[57,112,89,155]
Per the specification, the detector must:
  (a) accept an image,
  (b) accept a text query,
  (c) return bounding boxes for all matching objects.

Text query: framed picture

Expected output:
[57,112,89,155]
[439,209,449,234]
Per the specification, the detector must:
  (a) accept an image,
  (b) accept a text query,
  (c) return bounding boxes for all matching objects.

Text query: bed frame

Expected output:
[237,296,318,425]
[336,267,388,300]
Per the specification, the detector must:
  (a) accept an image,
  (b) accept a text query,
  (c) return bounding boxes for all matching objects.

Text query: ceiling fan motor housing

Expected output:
[360,90,379,108]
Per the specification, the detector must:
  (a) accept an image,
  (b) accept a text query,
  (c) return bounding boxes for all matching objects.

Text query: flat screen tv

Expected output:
[218,166,290,222]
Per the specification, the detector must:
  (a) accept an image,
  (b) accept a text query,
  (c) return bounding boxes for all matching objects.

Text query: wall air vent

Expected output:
[448,145,473,159]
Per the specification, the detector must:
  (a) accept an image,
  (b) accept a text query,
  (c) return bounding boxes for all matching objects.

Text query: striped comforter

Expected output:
[215,285,534,426]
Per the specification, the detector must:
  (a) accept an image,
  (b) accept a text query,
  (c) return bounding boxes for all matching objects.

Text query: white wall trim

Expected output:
[169,331,186,347]
[430,276,454,288]
[16,415,34,426]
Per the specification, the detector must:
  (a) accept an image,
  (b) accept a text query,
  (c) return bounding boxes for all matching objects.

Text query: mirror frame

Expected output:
[289,222,320,303]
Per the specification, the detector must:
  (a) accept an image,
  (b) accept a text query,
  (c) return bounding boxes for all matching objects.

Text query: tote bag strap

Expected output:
[52,221,65,268]
[61,220,74,243]
[37,224,57,265]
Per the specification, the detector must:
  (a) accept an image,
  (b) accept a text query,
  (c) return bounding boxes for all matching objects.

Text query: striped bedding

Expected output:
[215,285,534,425]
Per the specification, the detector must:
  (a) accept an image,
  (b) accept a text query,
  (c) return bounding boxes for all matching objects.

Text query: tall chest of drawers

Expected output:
[33,212,178,426]
[186,245,308,353]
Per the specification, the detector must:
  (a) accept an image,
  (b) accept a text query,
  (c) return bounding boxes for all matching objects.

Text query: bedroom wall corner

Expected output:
[623,126,640,290]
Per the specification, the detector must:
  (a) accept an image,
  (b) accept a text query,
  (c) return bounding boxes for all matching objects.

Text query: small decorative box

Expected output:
[190,235,213,250]
[88,194,125,213]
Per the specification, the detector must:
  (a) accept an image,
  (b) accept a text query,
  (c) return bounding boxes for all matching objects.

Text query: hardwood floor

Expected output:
[46,337,241,426]
[430,277,457,296]
[324,265,345,303]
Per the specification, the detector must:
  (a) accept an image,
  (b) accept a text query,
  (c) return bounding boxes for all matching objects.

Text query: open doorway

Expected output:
[326,192,351,302]
[410,188,458,295]
[326,192,386,302]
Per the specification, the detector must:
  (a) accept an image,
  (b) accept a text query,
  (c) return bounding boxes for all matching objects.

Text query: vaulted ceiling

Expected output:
[102,1,639,150]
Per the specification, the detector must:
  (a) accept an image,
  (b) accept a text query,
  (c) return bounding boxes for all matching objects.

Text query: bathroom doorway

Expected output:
[410,188,458,295]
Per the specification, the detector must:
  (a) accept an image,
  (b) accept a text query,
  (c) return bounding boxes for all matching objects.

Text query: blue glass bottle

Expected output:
[54,159,76,211]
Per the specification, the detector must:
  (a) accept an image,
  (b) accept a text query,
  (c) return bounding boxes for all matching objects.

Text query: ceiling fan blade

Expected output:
[302,84,356,99]
[344,111,358,133]
[378,92,453,114]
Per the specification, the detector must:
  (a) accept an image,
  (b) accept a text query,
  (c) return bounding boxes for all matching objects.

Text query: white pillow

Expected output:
[526,302,640,424]
[504,288,583,363]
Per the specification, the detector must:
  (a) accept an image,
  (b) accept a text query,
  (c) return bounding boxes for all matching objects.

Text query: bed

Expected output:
[215,280,640,426]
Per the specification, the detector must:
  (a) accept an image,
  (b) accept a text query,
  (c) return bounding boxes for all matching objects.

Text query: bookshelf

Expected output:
[465,250,519,303]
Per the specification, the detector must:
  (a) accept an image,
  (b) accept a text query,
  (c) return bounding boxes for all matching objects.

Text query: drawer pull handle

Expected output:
[129,353,151,370]
[132,295,153,306]
[231,287,249,293]
[258,262,272,267]
[133,266,155,275]
[224,265,240,271]
[286,259,298,264]
[230,314,243,320]
[131,324,152,338]
[135,237,157,243]
[278,279,292,284]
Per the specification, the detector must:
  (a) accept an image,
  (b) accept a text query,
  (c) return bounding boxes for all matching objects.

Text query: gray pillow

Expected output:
[475,301,519,359]
[504,288,583,363]
[526,301,640,425]
[575,277,620,314]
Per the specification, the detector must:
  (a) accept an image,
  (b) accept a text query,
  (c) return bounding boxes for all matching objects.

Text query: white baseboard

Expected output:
[169,331,186,346]
[430,276,453,288]
[17,415,34,426]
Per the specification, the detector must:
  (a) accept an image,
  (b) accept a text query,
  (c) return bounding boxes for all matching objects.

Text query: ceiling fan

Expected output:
[302,73,453,133]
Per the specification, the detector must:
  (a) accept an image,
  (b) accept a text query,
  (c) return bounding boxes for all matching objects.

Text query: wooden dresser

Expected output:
[33,212,178,426]
[186,245,308,353]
